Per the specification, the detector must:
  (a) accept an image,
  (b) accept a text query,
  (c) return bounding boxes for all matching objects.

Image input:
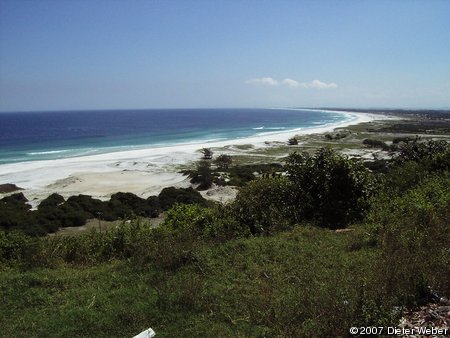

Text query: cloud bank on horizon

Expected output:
[245,77,338,89]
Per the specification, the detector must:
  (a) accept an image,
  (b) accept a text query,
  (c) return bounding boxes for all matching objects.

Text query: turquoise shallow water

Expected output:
[0,108,352,164]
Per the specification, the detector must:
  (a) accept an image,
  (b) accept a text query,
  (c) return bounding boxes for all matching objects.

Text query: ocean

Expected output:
[0,108,353,164]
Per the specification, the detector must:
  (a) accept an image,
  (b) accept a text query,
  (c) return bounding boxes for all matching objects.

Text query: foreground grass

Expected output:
[0,262,160,337]
[1,226,384,337]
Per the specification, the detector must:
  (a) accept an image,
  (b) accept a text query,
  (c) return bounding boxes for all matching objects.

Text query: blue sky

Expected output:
[0,0,449,111]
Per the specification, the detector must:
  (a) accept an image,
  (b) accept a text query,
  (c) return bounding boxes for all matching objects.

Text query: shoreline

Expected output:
[0,110,389,205]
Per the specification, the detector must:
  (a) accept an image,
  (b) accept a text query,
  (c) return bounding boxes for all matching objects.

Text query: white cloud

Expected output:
[245,77,337,89]
[281,78,299,87]
[302,80,338,89]
[245,77,279,86]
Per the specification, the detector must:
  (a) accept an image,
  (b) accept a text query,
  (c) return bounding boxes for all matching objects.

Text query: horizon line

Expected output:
[1,106,449,114]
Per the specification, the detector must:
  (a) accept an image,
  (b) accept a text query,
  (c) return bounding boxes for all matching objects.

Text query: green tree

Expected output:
[285,148,374,227]
[395,139,449,164]
[189,160,213,190]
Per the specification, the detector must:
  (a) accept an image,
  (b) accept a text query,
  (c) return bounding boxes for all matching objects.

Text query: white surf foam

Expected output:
[0,110,385,202]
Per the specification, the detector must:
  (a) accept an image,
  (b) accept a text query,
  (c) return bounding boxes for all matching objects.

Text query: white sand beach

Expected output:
[0,111,386,206]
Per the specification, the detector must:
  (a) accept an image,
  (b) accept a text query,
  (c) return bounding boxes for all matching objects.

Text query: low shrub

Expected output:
[158,187,207,210]
[227,163,282,186]
[362,138,390,151]
[110,192,160,218]
[214,154,232,169]
[38,193,65,210]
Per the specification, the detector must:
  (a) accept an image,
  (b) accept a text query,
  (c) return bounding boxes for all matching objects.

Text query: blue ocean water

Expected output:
[0,108,352,164]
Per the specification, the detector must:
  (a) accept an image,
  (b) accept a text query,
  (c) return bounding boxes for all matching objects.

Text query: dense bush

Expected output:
[158,187,207,210]
[162,204,212,233]
[378,140,450,194]
[1,193,31,210]
[0,194,30,229]
[382,161,429,193]
[147,196,161,214]
[0,185,210,236]
[227,165,256,186]
[0,230,40,263]
[395,139,449,165]
[65,194,106,218]
[229,148,376,231]
[38,193,65,210]
[285,148,375,227]
[232,177,292,234]
[110,192,160,218]
[0,193,50,235]
[162,203,245,240]
[57,205,88,228]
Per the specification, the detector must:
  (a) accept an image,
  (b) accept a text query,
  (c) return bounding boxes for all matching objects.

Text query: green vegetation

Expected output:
[230,147,375,233]
[287,137,298,145]
[226,163,282,186]
[184,158,283,189]
[377,121,450,134]
[158,187,207,210]
[0,139,449,336]
[392,136,415,144]
[0,187,207,236]
[362,138,391,151]
[188,160,214,190]
[285,148,375,227]
[214,154,233,169]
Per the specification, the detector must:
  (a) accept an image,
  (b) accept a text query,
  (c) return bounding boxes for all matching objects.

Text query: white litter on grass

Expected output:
[133,327,156,338]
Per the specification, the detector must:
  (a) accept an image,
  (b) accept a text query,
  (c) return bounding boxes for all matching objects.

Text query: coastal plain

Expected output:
[0,111,383,206]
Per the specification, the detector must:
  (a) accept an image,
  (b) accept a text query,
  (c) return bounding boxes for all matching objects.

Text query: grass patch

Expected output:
[0,262,160,337]
[0,225,397,337]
